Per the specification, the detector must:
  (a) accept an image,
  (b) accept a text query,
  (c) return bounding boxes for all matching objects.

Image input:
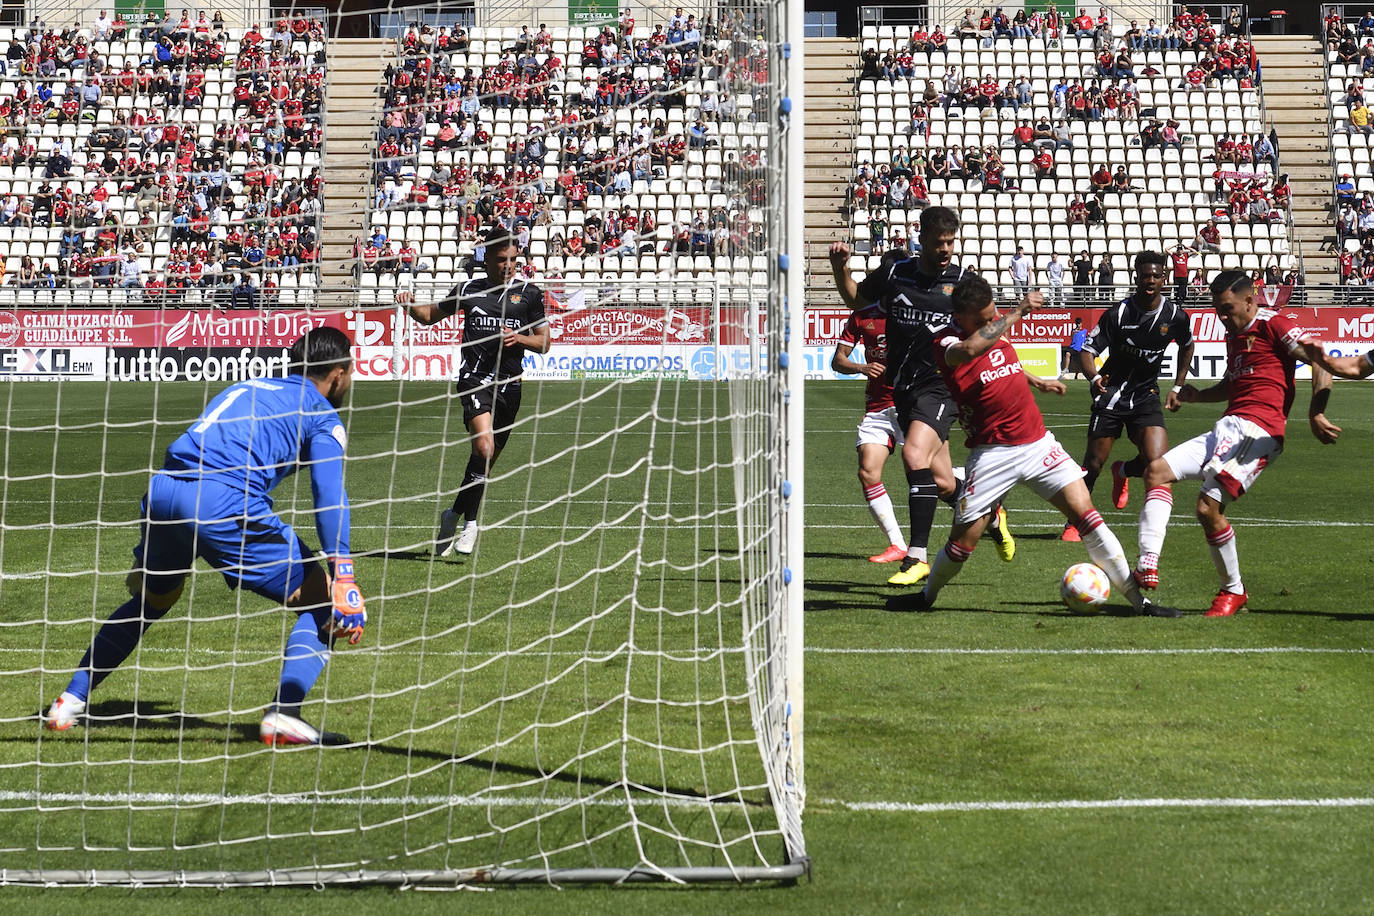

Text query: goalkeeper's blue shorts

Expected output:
[132,474,315,603]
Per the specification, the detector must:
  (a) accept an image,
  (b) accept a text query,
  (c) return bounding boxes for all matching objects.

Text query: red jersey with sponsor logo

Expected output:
[934,328,1045,448]
[839,304,895,412]
[1223,308,1307,439]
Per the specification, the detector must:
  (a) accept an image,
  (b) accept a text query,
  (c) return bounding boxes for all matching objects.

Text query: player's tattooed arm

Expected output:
[975,290,1041,342]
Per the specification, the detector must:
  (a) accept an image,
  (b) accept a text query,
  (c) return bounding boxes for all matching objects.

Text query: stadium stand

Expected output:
[1324,6,1374,286]
[0,12,327,305]
[848,5,1295,295]
[360,7,773,302]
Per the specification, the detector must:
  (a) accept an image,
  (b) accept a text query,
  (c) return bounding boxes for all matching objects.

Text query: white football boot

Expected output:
[44,691,86,731]
[455,522,478,556]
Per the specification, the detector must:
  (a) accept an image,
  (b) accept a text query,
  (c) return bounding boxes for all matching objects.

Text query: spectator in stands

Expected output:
[1169,243,1195,302]
[1033,146,1055,179]
[1337,173,1357,204]
[118,252,142,289]
[229,273,257,309]
[1031,116,1055,150]
[1161,120,1183,153]
[1089,163,1111,195]
[1196,219,1222,253]
[1007,246,1032,299]
[1042,253,1064,306]
[1067,194,1088,224]
[1084,194,1105,224]
[1352,100,1373,135]
[1095,254,1114,302]
[1012,119,1035,149]
[1071,249,1093,301]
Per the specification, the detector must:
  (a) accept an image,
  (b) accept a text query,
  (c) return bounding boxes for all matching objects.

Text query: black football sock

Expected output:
[452,453,489,522]
[1122,456,1146,477]
[1083,467,1100,492]
[905,468,939,561]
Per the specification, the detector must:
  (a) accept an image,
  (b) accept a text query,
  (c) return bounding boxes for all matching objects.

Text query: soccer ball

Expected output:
[1060,563,1111,614]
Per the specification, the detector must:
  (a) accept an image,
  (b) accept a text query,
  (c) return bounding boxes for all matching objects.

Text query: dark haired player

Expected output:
[1063,250,1194,542]
[890,276,1178,617]
[400,230,551,557]
[45,328,367,745]
[1135,271,1341,615]
[829,206,1013,586]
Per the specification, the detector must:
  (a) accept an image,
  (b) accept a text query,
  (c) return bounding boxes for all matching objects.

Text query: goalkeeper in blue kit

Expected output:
[44,328,367,747]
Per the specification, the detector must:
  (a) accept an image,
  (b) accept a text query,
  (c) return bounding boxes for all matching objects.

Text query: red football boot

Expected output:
[1060,521,1081,542]
[869,544,908,564]
[1205,590,1248,617]
[1111,460,1130,509]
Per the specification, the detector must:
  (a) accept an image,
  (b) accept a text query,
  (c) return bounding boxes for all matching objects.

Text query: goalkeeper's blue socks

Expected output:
[65,595,164,702]
[273,607,331,715]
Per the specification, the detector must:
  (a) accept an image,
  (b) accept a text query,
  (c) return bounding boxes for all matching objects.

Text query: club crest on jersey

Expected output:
[941,284,955,295]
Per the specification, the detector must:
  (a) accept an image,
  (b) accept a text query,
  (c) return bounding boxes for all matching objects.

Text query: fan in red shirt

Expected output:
[888,275,1174,616]
[833,300,906,563]
[1135,270,1342,616]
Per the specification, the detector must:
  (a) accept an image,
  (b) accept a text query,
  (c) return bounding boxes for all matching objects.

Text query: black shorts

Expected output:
[458,377,522,445]
[1088,393,1165,440]
[895,384,957,442]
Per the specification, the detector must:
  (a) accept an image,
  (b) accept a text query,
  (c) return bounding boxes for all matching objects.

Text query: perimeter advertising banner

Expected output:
[3,305,1374,382]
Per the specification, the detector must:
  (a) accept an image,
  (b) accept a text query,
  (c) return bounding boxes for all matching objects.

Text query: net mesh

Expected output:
[0,0,803,887]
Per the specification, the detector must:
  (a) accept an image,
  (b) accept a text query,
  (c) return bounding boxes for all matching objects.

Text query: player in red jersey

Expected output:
[1134,271,1342,616]
[888,275,1178,617]
[833,303,908,563]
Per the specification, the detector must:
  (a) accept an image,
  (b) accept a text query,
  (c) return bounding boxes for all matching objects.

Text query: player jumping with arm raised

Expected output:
[398,227,551,557]
[1134,270,1342,615]
[888,276,1179,618]
[45,329,367,746]
[1063,251,1195,542]
[829,207,1013,586]
[832,297,908,563]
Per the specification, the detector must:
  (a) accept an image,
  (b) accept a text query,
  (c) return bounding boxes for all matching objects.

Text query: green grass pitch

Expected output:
[1,378,1373,913]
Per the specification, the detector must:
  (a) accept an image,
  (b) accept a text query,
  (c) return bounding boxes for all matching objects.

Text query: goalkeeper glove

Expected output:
[328,558,367,645]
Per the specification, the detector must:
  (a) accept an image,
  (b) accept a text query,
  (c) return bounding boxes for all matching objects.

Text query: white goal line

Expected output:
[0,646,1368,660]
[3,790,1370,816]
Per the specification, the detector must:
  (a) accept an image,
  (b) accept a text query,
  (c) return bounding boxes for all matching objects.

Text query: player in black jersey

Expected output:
[829,206,1014,585]
[399,229,551,557]
[1063,250,1193,542]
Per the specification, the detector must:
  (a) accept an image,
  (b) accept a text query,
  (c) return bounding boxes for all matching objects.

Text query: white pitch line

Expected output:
[0,790,755,811]
[0,646,1368,660]
[1,790,1370,816]
[808,647,1373,656]
[836,797,1374,814]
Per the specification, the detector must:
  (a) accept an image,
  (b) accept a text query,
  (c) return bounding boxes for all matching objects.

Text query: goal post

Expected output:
[0,0,806,887]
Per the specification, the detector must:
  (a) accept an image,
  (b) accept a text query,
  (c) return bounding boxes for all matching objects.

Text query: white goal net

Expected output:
[0,0,805,888]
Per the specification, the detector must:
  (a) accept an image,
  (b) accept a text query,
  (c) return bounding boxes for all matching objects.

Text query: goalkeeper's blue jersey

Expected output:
[158,373,350,557]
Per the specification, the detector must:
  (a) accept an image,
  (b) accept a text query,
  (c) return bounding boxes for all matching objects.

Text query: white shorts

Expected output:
[1162,414,1282,505]
[956,431,1084,524]
[856,407,905,451]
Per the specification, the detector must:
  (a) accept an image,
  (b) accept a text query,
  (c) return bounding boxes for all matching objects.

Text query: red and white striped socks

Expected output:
[1137,486,1174,565]
[922,539,974,602]
[863,482,904,549]
[1075,508,1145,610]
[1206,524,1243,593]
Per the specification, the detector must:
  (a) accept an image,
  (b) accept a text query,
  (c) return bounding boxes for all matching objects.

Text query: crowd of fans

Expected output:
[0,10,327,296]
[850,6,1290,286]
[359,6,771,278]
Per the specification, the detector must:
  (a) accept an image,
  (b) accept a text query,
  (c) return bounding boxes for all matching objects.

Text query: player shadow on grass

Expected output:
[1246,607,1374,622]
[56,700,738,805]
[805,579,891,612]
[368,548,446,563]
[999,600,1149,618]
